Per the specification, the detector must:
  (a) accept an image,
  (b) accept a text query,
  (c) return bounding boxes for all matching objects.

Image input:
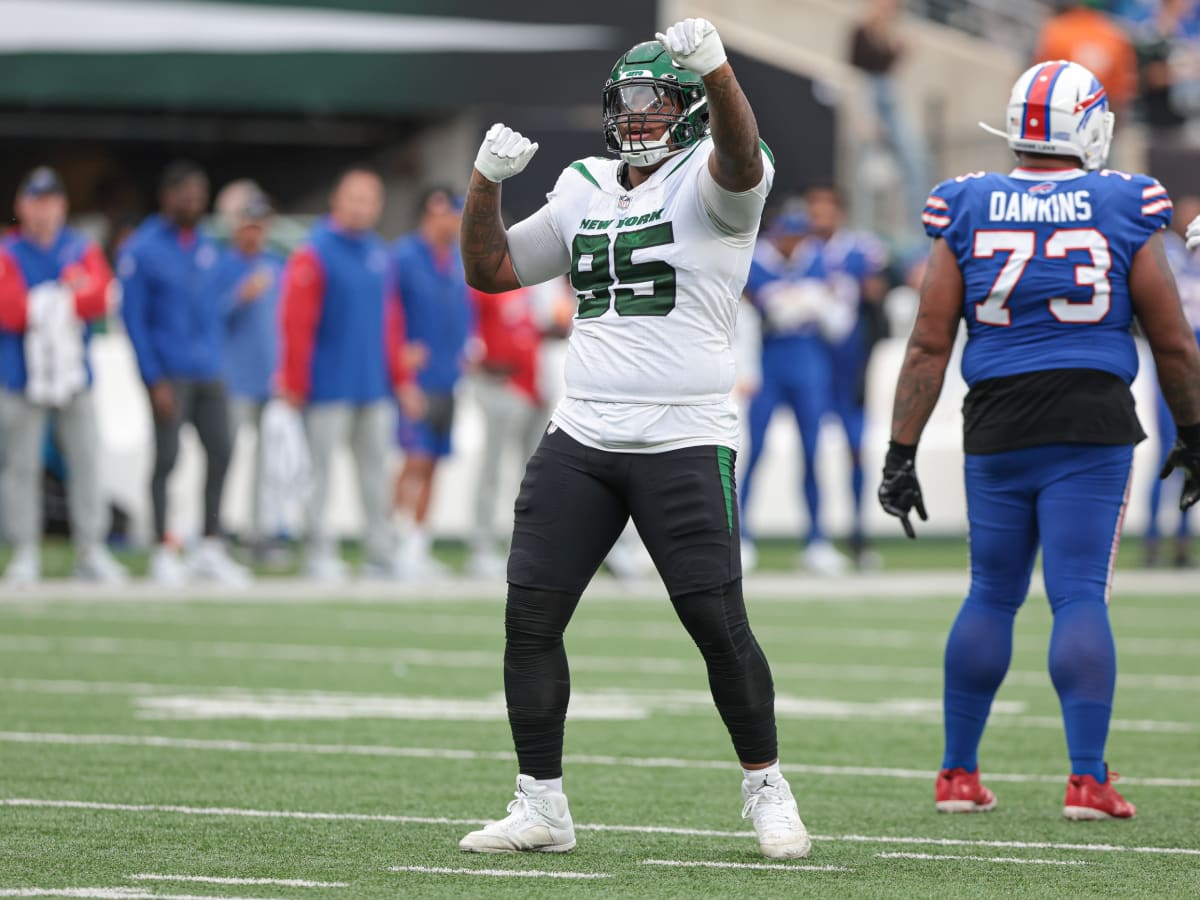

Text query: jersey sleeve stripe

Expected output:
[1142,184,1168,199]
[922,213,951,227]
[758,138,775,166]
[569,161,601,189]
[1143,199,1173,215]
[925,196,949,210]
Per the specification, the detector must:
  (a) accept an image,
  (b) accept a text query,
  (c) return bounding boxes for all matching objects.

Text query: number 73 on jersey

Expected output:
[973,228,1111,326]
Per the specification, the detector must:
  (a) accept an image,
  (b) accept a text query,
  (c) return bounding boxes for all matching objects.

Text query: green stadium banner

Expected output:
[0,0,651,113]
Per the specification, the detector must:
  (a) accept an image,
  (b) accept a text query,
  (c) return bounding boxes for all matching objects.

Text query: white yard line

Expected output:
[0,568,1193,602]
[641,859,850,872]
[2,733,1198,787]
[6,798,1200,857]
[8,599,1199,638]
[839,834,1200,855]
[0,889,289,900]
[388,866,609,879]
[5,664,1200,695]
[2,635,1197,689]
[126,874,346,887]
[5,606,1200,654]
[874,852,1087,866]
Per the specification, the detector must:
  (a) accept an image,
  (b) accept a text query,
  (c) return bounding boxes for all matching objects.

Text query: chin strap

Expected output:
[978,121,1008,139]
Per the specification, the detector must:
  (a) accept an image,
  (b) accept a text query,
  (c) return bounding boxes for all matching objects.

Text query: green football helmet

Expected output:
[603,41,709,168]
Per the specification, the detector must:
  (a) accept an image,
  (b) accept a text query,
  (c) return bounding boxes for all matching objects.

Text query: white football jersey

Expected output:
[511,137,773,452]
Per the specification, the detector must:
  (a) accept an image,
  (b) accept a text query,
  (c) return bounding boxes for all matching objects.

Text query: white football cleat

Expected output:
[74,544,128,584]
[399,531,449,580]
[802,539,850,576]
[604,538,649,580]
[149,544,190,587]
[459,775,576,853]
[188,538,252,587]
[305,548,349,584]
[741,773,812,859]
[3,543,41,587]
[467,548,507,580]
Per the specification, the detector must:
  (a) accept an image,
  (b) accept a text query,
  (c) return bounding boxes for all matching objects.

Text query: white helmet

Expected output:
[980,60,1114,170]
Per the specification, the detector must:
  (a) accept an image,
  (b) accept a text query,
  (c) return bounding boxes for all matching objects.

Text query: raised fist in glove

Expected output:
[655,17,727,77]
[474,123,538,184]
[1187,214,1200,252]
[1160,423,1200,511]
[878,441,928,539]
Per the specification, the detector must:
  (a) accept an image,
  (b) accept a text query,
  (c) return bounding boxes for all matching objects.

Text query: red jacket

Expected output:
[470,287,541,404]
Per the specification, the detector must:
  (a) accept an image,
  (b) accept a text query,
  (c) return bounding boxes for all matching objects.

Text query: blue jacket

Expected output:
[218,248,284,401]
[392,233,472,393]
[119,214,225,384]
[0,227,110,391]
[279,217,401,405]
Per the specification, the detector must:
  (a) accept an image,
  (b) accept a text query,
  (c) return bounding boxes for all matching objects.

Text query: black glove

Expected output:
[1160,422,1200,512]
[878,440,927,539]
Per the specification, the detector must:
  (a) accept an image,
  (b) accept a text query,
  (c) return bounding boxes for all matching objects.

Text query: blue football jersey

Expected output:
[744,241,827,338]
[924,167,1172,386]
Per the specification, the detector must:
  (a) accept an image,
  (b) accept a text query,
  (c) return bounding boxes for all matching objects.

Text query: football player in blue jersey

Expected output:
[803,185,890,569]
[740,201,848,575]
[1145,195,1200,567]
[878,60,1200,820]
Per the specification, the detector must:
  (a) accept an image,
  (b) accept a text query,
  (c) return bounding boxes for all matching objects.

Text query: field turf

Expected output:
[0,564,1197,898]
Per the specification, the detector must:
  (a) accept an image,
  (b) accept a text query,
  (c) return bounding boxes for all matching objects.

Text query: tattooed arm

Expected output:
[890,238,963,445]
[460,170,521,292]
[1130,231,1200,427]
[703,62,765,193]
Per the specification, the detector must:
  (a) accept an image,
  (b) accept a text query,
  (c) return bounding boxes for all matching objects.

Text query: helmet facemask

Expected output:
[603,75,708,168]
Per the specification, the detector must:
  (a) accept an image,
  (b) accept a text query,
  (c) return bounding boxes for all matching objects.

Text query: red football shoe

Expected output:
[935,767,997,813]
[1063,771,1136,820]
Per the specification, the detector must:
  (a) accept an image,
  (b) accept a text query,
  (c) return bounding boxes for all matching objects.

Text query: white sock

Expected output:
[742,761,783,786]
[531,776,563,794]
[406,526,430,552]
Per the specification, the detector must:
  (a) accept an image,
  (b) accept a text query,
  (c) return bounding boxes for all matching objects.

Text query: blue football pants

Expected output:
[942,443,1132,782]
[740,338,830,543]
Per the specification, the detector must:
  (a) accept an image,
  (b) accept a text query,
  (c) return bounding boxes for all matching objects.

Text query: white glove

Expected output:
[1187,214,1200,252]
[655,17,727,77]
[474,123,538,183]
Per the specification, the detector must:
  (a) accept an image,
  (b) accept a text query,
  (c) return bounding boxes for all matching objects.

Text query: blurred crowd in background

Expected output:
[2,0,1199,586]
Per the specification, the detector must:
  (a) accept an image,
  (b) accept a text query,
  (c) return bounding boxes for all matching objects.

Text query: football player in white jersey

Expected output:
[456,18,811,860]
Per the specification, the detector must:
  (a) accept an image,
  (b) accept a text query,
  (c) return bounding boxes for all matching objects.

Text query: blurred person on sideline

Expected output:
[1034,1,1138,116]
[119,160,249,586]
[1133,0,1199,146]
[0,166,127,585]
[466,280,569,579]
[804,185,890,570]
[277,164,422,582]
[214,188,285,560]
[1145,193,1200,566]
[390,186,472,578]
[738,200,845,575]
[880,60,1200,819]
[847,0,932,234]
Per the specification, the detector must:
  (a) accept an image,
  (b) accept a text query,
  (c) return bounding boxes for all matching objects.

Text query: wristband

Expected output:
[1177,422,1200,449]
[887,440,918,464]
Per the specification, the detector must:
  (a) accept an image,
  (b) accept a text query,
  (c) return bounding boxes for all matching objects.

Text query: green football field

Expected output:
[0,569,1197,898]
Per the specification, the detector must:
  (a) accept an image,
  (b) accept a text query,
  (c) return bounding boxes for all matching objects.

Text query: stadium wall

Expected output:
[91,331,1169,544]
